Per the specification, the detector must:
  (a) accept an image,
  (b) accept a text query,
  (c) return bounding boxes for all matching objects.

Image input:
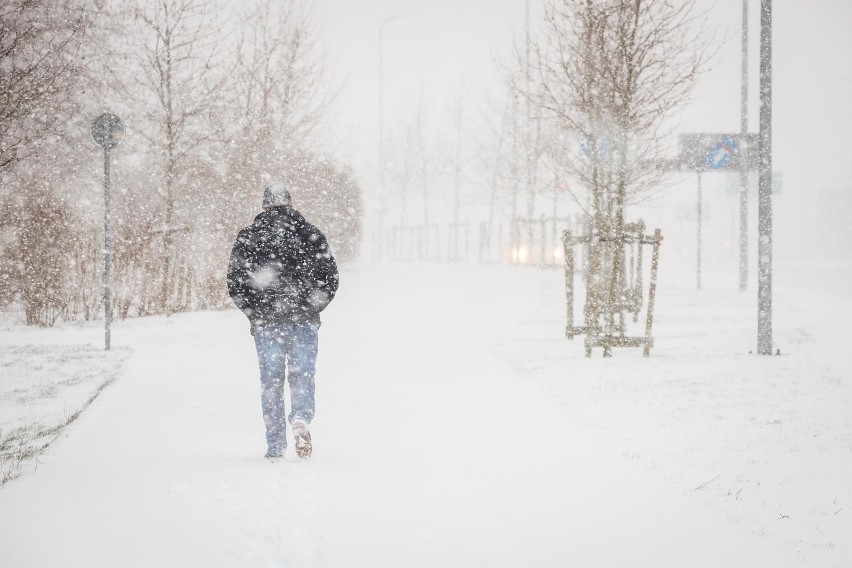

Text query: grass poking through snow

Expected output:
[0,344,130,486]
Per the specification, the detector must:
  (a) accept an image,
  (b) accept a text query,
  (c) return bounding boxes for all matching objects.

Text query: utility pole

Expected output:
[757,0,773,355]
[378,16,399,237]
[739,0,749,292]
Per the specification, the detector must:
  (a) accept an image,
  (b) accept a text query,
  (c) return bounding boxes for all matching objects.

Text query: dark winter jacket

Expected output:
[227,206,339,330]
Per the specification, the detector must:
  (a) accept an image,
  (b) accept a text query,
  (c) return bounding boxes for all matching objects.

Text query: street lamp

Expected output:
[378,15,400,235]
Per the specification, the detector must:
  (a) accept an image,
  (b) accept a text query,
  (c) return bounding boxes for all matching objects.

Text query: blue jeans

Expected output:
[253,321,319,455]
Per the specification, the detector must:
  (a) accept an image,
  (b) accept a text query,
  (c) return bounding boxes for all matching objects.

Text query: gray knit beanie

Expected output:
[262,182,292,209]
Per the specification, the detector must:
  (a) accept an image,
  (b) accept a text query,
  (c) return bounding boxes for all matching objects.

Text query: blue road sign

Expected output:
[581,135,611,158]
[706,136,738,170]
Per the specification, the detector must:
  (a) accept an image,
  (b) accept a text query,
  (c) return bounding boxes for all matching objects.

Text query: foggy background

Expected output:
[313,0,852,261]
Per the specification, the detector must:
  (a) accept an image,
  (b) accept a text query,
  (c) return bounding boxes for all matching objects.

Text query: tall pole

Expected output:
[739,0,749,292]
[91,113,123,351]
[103,147,112,351]
[378,16,398,236]
[757,0,773,355]
[697,172,703,290]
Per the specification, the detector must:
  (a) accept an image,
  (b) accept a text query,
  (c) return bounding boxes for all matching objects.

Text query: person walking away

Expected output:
[227,183,339,459]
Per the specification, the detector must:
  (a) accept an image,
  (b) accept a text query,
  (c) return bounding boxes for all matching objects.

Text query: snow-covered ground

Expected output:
[0,342,130,483]
[0,259,849,567]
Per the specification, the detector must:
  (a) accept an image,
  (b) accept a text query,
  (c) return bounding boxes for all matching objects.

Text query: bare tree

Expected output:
[528,0,712,353]
[124,0,230,311]
[532,0,711,217]
[491,65,546,260]
[384,122,416,229]
[384,101,436,230]
[0,0,112,327]
[410,104,435,228]
[0,0,84,170]
[224,0,334,211]
[443,90,468,260]
[477,91,513,242]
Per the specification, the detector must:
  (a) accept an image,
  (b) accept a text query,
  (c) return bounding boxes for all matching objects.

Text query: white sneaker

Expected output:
[292,418,312,459]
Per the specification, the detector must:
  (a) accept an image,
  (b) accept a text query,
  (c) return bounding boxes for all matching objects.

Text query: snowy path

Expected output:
[0,264,811,567]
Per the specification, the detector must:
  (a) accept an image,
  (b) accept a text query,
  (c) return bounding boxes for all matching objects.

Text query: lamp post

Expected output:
[378,15,400,236]
[90,113,125,351]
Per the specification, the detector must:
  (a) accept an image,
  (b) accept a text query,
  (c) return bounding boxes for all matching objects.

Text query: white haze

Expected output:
[310,0,852,261]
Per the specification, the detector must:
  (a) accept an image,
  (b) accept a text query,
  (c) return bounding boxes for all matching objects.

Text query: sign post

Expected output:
[90,113,125,351]
[757,0,773,355]
[679,133,756,289]
[740,0,750,292]
[696,172,702,289]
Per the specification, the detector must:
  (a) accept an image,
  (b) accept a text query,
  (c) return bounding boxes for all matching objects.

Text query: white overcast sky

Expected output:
[308,0,530,171]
